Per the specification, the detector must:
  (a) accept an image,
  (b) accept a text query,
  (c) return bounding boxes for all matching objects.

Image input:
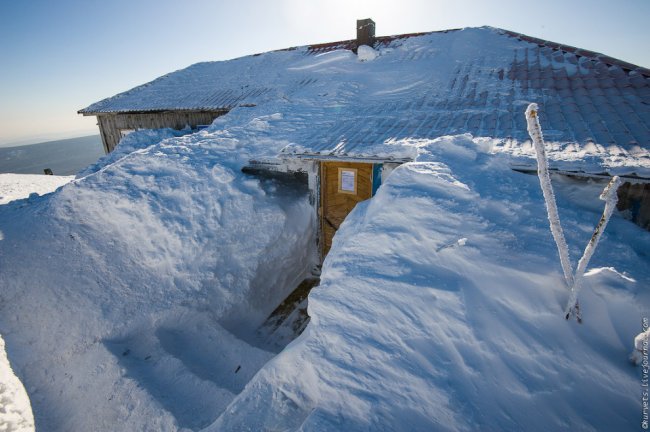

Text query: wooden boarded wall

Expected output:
[96,110,228,153]
[617,182,650,230]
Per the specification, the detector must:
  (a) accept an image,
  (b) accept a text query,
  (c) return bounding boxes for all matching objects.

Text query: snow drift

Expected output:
[2,122,648,432]
[211,135,650,431]
[0,113,316,431]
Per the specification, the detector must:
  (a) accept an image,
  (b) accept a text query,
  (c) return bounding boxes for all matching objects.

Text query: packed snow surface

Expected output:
[0,174,73,205]
[0,27,648,432]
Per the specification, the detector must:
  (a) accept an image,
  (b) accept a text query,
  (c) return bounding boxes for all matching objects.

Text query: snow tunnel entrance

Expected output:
[234,158,402,349]
[243,157,405,263]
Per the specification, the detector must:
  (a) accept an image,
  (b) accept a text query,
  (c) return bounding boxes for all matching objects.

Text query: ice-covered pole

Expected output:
[525,103,575,289]
[564,176,621,318]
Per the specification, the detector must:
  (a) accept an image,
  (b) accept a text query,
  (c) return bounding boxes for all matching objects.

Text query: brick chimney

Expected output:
[356,18,375,47]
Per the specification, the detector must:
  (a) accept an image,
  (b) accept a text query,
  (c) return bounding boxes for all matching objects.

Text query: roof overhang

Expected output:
[77,108,231,116]
[511,164,650,184]
[244,154,412,175]
[278,152,412,164]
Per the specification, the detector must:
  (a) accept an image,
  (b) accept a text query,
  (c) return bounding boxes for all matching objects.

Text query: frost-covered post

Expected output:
[526,103,622,323]
[564,175,621,319]
[525,104,575,289]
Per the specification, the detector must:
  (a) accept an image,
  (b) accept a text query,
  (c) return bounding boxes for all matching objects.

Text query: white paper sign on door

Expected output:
[340,169,356,192]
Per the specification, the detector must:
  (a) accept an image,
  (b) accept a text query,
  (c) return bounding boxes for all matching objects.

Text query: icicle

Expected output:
[525,104,575,289]
[564,176,621,319]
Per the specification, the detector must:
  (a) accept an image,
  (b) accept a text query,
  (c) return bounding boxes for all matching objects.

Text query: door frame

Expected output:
[319,161,376,261]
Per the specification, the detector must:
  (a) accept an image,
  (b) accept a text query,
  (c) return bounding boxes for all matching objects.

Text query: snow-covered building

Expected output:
[3,20,650,432]
[81,20,650,237]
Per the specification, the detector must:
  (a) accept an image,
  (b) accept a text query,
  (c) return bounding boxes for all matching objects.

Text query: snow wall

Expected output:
[0,114,317,431]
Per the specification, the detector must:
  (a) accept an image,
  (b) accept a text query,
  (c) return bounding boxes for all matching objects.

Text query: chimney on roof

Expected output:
[357,18,375,47]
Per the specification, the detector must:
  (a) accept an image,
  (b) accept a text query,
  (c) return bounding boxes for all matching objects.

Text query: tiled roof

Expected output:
[79,27,650,174]
[78,61,276,114]
[500,29,650,77]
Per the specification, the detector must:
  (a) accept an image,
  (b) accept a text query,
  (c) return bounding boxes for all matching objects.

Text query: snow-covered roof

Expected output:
[80,27,650,175]
[77,31,447,115]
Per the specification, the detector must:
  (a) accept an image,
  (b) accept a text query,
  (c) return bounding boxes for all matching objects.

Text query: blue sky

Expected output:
[1,0,648,146]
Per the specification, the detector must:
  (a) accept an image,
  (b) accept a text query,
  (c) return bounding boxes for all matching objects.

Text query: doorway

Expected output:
[320,161,375,259]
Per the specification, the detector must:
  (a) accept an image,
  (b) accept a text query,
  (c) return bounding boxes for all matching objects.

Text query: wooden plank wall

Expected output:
[97,110,228,153]
[617,182,650,230]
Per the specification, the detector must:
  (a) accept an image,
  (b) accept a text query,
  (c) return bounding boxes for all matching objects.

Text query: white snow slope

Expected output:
[0,27,648,432]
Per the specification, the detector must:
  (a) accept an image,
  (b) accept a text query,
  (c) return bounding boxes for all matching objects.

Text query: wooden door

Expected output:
[320,161,373,259]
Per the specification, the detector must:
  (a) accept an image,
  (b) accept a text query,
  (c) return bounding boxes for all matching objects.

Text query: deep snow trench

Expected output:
[94,173,320,431]
[217,172,320,351]
[0,126,321,431]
